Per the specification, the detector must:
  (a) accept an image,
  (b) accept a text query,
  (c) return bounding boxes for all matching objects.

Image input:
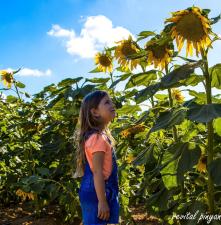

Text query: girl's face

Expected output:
[91,95,116,125]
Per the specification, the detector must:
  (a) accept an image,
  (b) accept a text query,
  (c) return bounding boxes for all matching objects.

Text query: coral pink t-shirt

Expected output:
[84,133,112,180]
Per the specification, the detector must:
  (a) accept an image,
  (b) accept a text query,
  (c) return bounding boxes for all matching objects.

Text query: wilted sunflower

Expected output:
[0,70,14,88]
[120,124,146,138]
[145,36,173,70]
[196,154,207,173]
[171,88,185,103]
[16,189,35,201]
[165,6,212,56]
[115,35,140,71]
[94,52,113,73]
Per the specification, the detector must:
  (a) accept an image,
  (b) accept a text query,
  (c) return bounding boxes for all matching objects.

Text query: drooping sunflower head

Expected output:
[171,88,185,103]
[165,6,212,56]
[120,124,146,138]
[0,70,14,88]
[94,51,113,73]
[114,35,140,71]
[196,154,207,173]
[145,35,173,70]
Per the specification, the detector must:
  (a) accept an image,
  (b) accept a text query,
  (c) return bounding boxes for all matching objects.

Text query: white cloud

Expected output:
[48,15,133,58]
[47,24,75,38]
[5,68,52,77]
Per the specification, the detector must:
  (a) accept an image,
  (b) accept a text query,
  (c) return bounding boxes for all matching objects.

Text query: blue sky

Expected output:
[1,0,221,100]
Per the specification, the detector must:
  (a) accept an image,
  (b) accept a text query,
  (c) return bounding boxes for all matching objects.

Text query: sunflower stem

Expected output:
[165,65,178,142]
[13,79,22,101]
[165,65,184,199]
[201,49,215,214]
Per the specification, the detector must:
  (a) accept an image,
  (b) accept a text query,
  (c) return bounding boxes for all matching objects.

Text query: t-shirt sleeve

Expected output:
[85,133,109,154]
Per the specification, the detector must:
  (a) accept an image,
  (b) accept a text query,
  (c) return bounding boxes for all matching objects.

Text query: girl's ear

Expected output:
[90,108,99,117]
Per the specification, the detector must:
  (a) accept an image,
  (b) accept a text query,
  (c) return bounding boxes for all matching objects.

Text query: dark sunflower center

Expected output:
[176,13,206,41]
[149,44,167,59]
[121,42,137,57]
[99,55,111,67]
[4,73,13,83]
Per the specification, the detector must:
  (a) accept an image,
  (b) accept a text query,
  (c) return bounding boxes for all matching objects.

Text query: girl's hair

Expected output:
[73,90,116,178]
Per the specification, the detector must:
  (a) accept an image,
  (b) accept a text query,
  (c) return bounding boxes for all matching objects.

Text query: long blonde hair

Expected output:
[73,90,116,178]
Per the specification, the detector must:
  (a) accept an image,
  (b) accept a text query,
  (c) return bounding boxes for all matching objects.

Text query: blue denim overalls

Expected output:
[78,129,120,225]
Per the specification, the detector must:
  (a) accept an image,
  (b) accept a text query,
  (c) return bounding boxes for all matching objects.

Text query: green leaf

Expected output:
[134,62,202,103]
[116,104,141,115]
[210,14,221,25]
[213,118,221,136]
[147,187,170,211]
[210,64,221,89]
[150,108,187,132]
[89,67,103,73]
[126,50,146,60]
[179,74,204,87]
[6,95,17,103]
[160,61,202,89]
[85,77,110,84]
[36,167,50,176]
[109,73,131,89]
[132,145,157,171]
[24,92,30,98]
[16,81,26,88]
[208,157,221,185]
[187,103,221,123]
[58,77,83,87]
[137,31,156,41]
[188,90,207,104]
[135,83,161,104]
[160,143,188,189]
[177,145,201,183]
[125,70,157,89]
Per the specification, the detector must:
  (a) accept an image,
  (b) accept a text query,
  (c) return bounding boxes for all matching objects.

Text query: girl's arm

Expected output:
[92,152,110,220]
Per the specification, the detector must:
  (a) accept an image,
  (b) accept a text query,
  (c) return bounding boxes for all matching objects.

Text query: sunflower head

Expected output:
[114,35,140,71]
[171,88,185,103]
[94,52,113,73]
[0,70,14,88]
[165,6,212,57]
[120,124,146,138]
[145,35,173,70]
[196,154,207,173]
[16,189,35,201]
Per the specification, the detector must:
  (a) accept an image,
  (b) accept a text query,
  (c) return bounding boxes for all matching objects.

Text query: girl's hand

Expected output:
[97,200,110,221]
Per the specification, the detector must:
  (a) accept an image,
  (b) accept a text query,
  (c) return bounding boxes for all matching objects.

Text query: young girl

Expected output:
[74,90,120,225]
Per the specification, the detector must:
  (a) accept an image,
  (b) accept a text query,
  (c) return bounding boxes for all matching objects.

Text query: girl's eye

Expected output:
[105,100,110,104]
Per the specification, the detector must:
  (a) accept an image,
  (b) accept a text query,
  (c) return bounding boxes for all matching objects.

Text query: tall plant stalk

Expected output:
[201,49,215,213]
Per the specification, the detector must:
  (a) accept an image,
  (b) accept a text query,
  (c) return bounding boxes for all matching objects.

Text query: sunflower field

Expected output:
[1,5,221,225]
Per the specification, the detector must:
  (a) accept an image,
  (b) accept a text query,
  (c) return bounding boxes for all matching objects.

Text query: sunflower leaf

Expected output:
[85,77,110,84]
[210,13,221,25]
[137,31,156,41]
[125,70,157,89]
[109,73,132,89]
[187,102,221,123]
[126,50,146,60]
[210,63,221,89]
[89,67,103,73]
[150,107,187,132]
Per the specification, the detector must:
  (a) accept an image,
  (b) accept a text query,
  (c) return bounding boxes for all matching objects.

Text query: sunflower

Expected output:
[94,52,113,73]
[165,6,212,56]
[171,88,185,103]
[120,124,146,138]
[196,154,207,173]
[16,189,35,201]
[145,36,173,70]
[114,35,140,71]
[0,70,14,88]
